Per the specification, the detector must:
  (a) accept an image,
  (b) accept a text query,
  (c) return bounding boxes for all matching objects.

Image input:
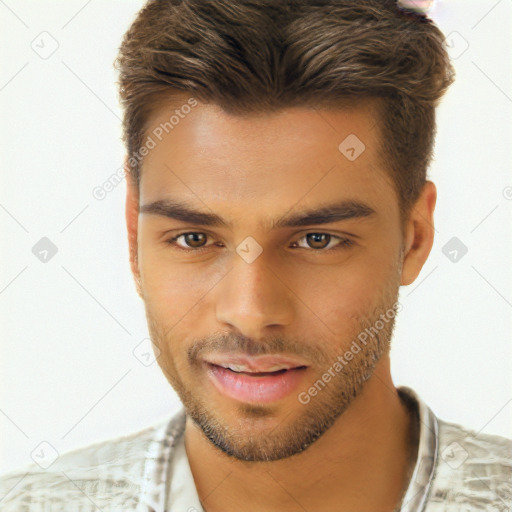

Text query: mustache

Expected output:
[187,332,323,366]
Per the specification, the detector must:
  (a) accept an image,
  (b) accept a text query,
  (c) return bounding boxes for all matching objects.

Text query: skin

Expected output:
[125,96,436,512]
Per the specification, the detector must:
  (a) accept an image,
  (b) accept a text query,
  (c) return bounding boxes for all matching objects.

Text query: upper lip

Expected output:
[204,354,309,373]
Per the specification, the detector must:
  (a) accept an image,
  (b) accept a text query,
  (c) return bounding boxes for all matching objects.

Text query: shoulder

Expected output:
[0,409,186,512]
[427,417,512,511]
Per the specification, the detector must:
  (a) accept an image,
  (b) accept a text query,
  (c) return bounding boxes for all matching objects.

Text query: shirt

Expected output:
[0,386,511,511]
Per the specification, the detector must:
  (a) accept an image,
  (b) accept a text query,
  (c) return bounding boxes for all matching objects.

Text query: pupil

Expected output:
[308,233,329,249]
[187,233,205,247]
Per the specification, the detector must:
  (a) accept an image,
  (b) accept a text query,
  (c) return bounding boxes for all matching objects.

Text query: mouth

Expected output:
[203,354,309,373]
[203,358,309,404]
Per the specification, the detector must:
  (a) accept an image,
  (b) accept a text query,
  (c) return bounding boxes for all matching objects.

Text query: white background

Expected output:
[1,0,511,475]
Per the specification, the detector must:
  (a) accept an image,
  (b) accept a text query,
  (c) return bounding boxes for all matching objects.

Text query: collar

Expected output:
[137,385,439,512]
[397,385,439,512]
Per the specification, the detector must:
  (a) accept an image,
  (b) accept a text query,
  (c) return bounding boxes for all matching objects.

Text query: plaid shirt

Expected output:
[1,386,511,511]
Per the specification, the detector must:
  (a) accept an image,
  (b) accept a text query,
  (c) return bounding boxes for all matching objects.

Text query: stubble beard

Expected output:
[144,256,403,462]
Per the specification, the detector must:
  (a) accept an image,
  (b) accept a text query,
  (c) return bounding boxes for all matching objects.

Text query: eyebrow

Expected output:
[139,198,377,228]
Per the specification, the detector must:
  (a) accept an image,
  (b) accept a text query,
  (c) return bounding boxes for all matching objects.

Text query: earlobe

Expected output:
[400,181,437,287]
[124,158,143,299]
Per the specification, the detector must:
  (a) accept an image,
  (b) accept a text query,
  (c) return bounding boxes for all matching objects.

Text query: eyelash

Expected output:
[164,232,354,254]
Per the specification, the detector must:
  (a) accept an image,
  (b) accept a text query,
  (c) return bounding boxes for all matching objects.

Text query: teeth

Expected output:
[223,364,290,373]
[226,364,245,372]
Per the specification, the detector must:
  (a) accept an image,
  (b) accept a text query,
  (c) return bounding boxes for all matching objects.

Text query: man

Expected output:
[1,1,510,511]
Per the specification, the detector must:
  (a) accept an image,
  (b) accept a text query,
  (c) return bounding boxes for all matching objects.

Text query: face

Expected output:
[126,97,426,462]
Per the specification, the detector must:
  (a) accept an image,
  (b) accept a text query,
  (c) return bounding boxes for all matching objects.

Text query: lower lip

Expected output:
[205,363,308,404]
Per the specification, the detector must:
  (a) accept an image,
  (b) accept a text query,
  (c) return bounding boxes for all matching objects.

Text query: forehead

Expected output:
[139,99,397,224]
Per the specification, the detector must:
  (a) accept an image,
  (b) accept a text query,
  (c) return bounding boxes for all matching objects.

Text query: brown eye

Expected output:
[306,233,331,249]
[181,233,207,248]
[168,232,210,250]
[291,233,354,252]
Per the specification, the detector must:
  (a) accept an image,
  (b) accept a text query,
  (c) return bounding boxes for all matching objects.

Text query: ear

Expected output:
[400,180,437,286]
[124,157,143,299]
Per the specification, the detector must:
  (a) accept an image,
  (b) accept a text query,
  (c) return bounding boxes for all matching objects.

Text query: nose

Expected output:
[215,253,294,337]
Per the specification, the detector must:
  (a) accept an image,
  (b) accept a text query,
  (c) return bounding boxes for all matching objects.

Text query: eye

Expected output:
[166,232,217,251]
[291,233,354,252]
[165,231,353,254]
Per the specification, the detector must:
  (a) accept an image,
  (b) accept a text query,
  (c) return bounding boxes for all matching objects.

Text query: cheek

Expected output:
[140,260,199,378]
[138,238,226,335]
[137,238,188,332]
[300,254,395,335]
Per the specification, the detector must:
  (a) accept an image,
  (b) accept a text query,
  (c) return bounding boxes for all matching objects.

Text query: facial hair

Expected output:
[145,252,403,463]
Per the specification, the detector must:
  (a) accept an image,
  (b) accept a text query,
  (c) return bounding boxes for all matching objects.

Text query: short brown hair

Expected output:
[114,0,455,226]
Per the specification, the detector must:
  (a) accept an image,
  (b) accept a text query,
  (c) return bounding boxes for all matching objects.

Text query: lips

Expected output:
[203,354,309,373]
[202,353,310,403]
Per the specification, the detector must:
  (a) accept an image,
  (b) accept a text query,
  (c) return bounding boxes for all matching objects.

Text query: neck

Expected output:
[184,355,418,512]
